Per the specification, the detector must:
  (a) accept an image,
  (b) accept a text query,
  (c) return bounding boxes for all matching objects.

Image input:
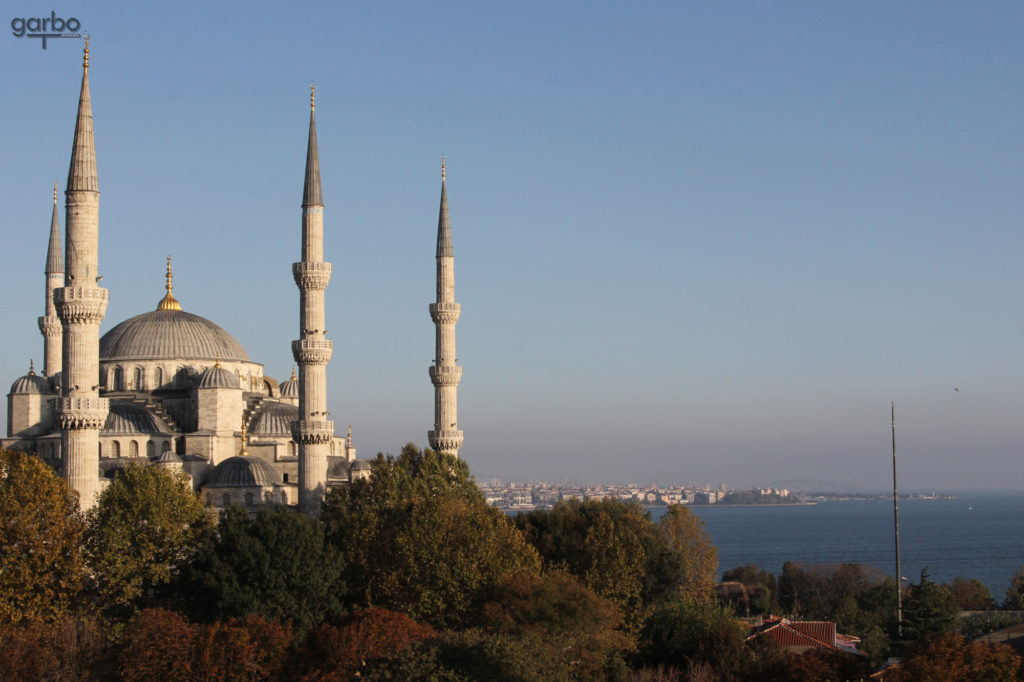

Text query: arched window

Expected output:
[133,367,143,391]
[154,367,163,388]
[113,367,124,391]
[222,493,231,507]
[146,441,155,458]
[129,441,139,458]
[98,442,102,458]
[244,492,254,506]
[112,441,121,458]
[161,441,171,453]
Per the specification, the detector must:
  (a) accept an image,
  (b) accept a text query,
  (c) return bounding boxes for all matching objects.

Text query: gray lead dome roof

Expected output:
[250,402,298,436]
[204,456,282,487]
[100,310,250,362]
[197,365,239,389]
[102,402,172,435]
[10,373,52,395]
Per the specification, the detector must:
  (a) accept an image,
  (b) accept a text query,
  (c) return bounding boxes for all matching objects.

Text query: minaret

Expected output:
[38,181,64,377]
[54,38,109,509]
[291,85,333,515]
[428,158,464,457]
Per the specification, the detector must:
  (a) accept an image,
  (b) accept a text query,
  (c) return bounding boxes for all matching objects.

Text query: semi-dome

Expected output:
[10,367,52,395]
[100,310,250,362]
[102,402,172,435]
[250,401,298,436]
[197,364,239,390]
[204,456,282,487]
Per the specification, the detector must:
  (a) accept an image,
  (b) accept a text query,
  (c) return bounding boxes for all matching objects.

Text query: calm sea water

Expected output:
[651,493,1024,597]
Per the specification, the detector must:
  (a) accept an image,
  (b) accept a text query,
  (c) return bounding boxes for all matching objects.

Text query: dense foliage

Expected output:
[322,444,541,628]
[0,450,85,623]
[84,464,212,615]
[1,446,1022,680]
[177,505,346,631]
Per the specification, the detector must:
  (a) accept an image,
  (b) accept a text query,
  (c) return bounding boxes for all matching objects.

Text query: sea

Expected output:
[647,492,1024,597]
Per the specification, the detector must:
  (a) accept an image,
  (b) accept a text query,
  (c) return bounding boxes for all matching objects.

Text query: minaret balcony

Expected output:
[54,286,109,324]
[429,365,462,387]
[38,315,62,335]
[291,338,333,365]
[291,419,335,444]
[57,396,109,431]
[292,262,332,290]
[429,302,461,324]
[428,429,464,453]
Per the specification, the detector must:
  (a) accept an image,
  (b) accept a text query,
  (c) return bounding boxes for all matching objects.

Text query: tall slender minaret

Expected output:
[54,38,109,509]
[38,181,64,377]
[428,158,464,457]
[292,85,333,515]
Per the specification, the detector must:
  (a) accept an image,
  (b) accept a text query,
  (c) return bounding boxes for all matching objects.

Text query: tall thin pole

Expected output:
[892,401,903,638]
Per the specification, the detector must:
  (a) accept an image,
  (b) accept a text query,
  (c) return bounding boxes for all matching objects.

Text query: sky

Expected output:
[3,2,1023,491]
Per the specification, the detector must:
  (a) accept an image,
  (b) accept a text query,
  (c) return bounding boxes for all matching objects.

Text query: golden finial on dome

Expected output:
[215,354,222,369]
[240,417,249,457]
[83,35,89,72]
[310,82,316,112]
[441,155,446,181]
[290,366,297,380]
[28,359,35,376]
[156,256,182,311]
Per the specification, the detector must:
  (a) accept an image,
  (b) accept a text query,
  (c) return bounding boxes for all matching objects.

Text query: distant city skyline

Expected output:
[3,3,1023,490]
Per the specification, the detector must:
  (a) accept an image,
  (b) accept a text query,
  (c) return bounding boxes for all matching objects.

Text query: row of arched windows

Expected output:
[206,490,286,507]
[103,365,267,392]
[98,439,170,459]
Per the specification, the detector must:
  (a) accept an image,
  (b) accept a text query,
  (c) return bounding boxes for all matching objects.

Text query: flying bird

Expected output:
[954,388,960,392]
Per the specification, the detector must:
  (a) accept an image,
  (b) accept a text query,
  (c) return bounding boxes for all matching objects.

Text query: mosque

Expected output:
[2,42,465,514]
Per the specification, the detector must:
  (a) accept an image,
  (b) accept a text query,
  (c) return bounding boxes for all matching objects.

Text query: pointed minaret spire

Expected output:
[67,36,97,194]
[39,182,64,376]
[429,157,464,457]
[46,182,63,275]
[293,85,333,515]
[56,37,109,510]
[437,156,453,257]
[302,83,322,209]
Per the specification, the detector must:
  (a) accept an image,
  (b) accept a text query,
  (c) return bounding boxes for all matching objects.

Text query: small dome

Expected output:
[102,402,171,435]
[155,450,182,464]
[197,365,239,390]
[10,371,52,395]
[280,373,298,398]
[351,459,372,471]
[250,402,298,437]
[204,456,282,487]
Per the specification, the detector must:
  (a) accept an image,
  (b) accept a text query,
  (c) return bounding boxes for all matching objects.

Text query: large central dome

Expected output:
[100,309,250,362]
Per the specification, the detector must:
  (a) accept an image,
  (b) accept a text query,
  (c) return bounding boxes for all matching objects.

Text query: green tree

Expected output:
[476,570,634,678]
[947,577,996,611]
[902,568,959,644]
[636,598,750,682]
[322,444,541,628]
[515,500,718,632]
[1003,568,1024,611]
[0,449,86,623]
[84,464,211,615]
[179,506,345,632]
[719,564,778,616]
[658,505,718,603]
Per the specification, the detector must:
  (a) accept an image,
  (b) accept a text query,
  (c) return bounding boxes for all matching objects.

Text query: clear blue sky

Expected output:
[3,2,1023,490]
